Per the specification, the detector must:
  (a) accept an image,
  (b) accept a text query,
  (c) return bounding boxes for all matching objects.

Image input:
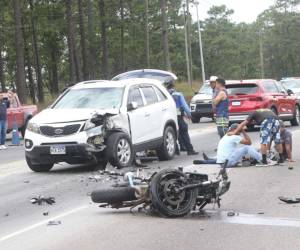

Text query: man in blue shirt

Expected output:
[165,80,198,155]
[0,95,10,149]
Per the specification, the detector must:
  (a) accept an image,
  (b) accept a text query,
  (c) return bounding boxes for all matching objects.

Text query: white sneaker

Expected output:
[256,159,278,167]
[0,145,7,150]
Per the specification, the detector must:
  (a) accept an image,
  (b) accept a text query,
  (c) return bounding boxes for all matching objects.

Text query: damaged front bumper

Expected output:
[25,143,105,165]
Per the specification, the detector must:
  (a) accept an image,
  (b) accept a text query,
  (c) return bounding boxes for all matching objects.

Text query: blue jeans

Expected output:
[227,145,262,167]
[0,120,7,145]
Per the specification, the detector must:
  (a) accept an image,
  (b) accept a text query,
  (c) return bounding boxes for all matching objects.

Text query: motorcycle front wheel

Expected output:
[150,169,197,218]
[91,187,137,204]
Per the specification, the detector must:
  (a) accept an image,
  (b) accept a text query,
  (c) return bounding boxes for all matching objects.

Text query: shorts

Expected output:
[216,117,229,138]
[260,118,281,145]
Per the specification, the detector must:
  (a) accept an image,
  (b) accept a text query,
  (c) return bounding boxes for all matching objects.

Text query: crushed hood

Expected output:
[31,108,119,124]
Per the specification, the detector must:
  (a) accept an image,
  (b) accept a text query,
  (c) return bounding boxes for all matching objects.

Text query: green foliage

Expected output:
[1,0,300,103]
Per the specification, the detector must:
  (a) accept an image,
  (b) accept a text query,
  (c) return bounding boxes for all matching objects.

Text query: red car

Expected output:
[0,92,38,137]
[226,79,300,127]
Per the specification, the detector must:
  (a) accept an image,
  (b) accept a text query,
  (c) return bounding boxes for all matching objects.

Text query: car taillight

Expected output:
[249,97,264,101]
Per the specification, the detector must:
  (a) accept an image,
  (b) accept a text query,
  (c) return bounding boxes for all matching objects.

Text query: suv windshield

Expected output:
[52,87,124,109]
[281,79,300,90]
[199,84,212,95]
[226,84,258,95]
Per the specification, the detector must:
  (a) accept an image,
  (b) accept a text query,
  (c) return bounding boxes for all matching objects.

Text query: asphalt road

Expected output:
[1,119,300,250]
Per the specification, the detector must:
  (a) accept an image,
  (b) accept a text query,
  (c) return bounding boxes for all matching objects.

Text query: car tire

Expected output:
[157,126,176,161]
[26,156,54,172]
[191,116,200,123]
[106,132,134,169]
[290,105,300,126]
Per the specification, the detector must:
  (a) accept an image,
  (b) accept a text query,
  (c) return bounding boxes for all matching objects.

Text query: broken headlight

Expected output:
[27,122,41,134]
[87,135,105,146]
[83,119,96,131]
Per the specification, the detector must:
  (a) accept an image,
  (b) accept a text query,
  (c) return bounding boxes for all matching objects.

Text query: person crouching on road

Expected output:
[0,95,10,150]
[213,78,229,138]
[239,109,284,165]
[165,80,198,156]
[279,121,293,162]
[194,123,262,167]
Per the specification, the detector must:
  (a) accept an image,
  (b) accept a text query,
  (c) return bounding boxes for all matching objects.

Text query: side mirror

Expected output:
[127,102,138,111]
[287,89,294,96]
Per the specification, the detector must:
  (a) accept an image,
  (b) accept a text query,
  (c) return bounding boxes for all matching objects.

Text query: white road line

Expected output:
[0,205,88,243]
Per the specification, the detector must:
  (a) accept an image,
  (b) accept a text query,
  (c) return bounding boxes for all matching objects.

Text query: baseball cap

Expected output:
[228,123,239,131]
[210,76,218,82]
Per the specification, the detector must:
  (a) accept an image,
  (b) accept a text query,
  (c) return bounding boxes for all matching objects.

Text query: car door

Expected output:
[263,81,285,115]
[126,86,149,145]
[139,85,162,140]
[276,82,295,115]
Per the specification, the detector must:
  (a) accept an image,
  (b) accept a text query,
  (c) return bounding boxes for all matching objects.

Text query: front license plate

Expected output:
[232,101,241,106]
[50,145,66,155]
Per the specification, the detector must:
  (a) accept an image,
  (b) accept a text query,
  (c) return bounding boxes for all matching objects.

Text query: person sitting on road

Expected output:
[213,78,229,138]
[194,123,263,167]
[165,80,198,156]
[239,109,284,165]
[279,120,293,162]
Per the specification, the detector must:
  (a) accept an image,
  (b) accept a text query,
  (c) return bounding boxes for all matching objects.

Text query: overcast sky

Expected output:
[190,0,275,23]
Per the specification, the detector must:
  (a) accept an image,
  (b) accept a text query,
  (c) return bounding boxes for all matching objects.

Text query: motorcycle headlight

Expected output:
[27,122,41,134]
[84,119,96,131]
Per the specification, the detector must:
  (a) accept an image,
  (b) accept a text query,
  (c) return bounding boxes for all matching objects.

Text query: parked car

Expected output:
[190,81,214,123]
[112,69,177,83]
[25,79,178,172]
[0,92,38,137]
[226,79,300,127]
[280,78,300,97]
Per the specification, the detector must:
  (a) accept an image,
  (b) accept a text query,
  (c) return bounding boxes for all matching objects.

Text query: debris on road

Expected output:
[23,180,30,184]
[3,213,9,217]
[43,212,49,216]
[279,196,300,204]
[88,175,103,182]
[30,196,56,205]
[227,211,238,217]
[47,220,61,226]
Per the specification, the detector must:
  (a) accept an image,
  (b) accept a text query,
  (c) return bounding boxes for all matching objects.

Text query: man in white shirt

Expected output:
[216,123,262,167]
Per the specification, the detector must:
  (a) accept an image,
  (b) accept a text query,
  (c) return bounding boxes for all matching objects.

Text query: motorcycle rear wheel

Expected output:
[91,187,137,204]
[150,169,197,218]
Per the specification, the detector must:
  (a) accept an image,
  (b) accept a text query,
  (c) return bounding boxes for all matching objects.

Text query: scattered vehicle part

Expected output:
[91,165,231,218]
[279,196,300,204]
[47,220,61,226]
[43,212,49,216]
[30,196,55,205]
[25,79,178,172]
[227,211,236,217]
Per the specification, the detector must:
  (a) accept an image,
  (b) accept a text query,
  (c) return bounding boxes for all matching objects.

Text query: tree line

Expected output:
[0,0,299,104]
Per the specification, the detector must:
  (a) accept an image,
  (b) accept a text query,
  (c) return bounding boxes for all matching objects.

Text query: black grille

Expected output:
[40,124,81,137]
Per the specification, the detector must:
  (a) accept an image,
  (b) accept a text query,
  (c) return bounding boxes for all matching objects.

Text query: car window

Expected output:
[141,86,158,105]
[263,81,279,93]
[199,84,213,95]
[52,87,124,109]
[276,82,286,93]
[226,84,258,95]
[281,79,300,90]
[154,86,167,101]
[127,88,144,107]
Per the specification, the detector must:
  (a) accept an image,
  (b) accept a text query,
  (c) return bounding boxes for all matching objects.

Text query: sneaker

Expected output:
[0,145,4,150]
[1,145,7,150]
[256,159,278,167]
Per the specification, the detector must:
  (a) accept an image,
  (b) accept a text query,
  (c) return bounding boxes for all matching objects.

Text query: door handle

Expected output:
[145,113,150,117]
[162,107,167,111]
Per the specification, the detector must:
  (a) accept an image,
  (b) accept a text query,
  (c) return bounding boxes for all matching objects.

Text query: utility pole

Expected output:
[185,0,193,84]
[183,3,192,87]
[259,30,265,79]
[145,0,150,68]
[194,1,205,83]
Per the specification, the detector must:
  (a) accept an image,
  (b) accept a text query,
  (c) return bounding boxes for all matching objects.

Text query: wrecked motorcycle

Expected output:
[91,166,230,217]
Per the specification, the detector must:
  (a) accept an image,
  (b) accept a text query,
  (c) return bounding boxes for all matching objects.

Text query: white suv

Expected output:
[25,79,178,172]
